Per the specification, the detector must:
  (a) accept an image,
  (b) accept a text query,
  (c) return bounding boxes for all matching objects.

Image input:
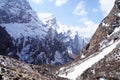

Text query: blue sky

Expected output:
[27,0,115,37]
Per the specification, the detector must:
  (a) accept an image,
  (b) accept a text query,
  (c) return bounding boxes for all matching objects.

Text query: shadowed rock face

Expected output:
[0,26,15,56]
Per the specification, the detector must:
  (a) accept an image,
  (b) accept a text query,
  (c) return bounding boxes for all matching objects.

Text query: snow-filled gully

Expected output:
[58,40,120,80]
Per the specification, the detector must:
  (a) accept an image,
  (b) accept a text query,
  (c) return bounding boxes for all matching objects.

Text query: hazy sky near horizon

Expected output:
[27,0,115,37]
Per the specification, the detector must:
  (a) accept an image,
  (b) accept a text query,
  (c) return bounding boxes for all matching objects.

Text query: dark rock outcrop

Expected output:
[0,26,15,56]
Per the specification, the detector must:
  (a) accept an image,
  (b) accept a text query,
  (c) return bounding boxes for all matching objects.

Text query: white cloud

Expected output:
[78,18,98,37]
[55,0,68,7]
[73,1,87,16]
[72,1,99,37]
[99,0,115,16]
[30,0,44,4]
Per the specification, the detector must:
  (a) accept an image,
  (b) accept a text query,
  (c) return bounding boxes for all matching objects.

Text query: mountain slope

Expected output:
[79,43,120,80]
[57,0,120,80]
[81,0,120,58]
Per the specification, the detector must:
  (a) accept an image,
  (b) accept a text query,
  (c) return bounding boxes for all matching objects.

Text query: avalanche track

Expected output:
[58,40,120,80]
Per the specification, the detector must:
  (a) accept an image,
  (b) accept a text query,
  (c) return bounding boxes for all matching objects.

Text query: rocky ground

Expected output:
[0,55,68,80]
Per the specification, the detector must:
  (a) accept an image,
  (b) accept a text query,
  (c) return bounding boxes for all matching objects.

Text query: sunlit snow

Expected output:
[1,23,47,39]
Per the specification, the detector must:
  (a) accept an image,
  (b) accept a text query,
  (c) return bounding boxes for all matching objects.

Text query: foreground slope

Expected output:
[0,54,68,80]
[57,0,120,80]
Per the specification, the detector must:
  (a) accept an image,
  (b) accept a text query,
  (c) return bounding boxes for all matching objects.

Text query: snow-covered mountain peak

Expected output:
[0,0,41,24]
[38,13,89,39]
